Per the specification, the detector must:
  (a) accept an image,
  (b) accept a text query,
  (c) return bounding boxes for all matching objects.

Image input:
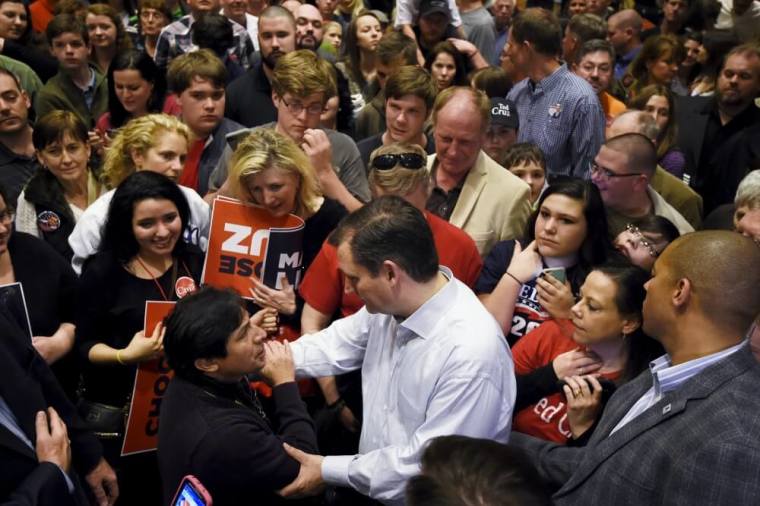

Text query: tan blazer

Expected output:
[428,151,533,257]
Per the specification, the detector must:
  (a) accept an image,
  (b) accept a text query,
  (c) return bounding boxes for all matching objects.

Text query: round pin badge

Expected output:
[36,210,61,232]
[175,276,197,299]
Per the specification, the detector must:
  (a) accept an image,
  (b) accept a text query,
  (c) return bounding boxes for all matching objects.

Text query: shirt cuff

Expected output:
[321,455,354,488]
[57,466,75,494]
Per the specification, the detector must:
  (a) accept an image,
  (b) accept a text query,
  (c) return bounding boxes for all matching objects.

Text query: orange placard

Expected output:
[201,197,305,298]
[121,301,176,456]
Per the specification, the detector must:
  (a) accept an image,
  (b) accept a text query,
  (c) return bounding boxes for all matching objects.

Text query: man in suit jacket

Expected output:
[0,309,118,506]
[675,44,760,215]
[426,86,532,257]
[511,230,760,505]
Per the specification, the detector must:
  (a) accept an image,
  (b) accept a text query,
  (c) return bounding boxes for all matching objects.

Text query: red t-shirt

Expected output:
[299,211,483,317]
[512,319,620,444]
[179,138,206,192]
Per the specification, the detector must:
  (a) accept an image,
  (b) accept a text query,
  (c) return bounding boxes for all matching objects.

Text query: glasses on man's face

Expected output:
[626,223,659,258]
[280,96,325,116]
[0,208,14,224]
[371,153,426,171]
[591,161,642,181]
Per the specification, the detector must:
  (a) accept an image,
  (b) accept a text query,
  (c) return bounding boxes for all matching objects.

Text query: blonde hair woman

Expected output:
[70,114,210,274]
[228,128,347,319]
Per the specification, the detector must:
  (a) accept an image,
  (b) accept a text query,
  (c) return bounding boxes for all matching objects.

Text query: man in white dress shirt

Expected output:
[275,196,516,505]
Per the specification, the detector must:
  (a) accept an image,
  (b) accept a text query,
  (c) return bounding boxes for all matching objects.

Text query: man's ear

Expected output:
[194,357,220,374]
[382,259,401,285]
[672,277,691,310]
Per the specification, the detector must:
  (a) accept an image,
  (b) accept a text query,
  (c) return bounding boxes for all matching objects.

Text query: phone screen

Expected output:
[174,481,208,506]
[542,267,567,284]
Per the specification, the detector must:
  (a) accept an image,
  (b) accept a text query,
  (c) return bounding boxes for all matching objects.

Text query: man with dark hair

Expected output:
[274,196,516,504]
[168,49,244,196]
[573,39,625,126]
[406,435,551,506]
[224,5,296,128]
[0,69,40,206]
[356,65,437,170]
[562,13,607,65]
[592,133,693,237]
[294,3,323,52]
[506,8,605,179]
[607,110,703,229]
[675,43,760,214]
[35,14,107,129]
[354,31,419,141]
[512,230,760,505]
[153,0,255,72]
[158,287,319,506]
[607,9,643,81]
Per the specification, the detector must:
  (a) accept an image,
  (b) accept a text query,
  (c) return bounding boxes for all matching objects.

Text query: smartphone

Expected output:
[172,475,212,506]
[557,377,617,405]
[542,267,567,284]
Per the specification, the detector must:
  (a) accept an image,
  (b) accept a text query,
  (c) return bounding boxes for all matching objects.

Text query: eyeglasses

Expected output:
[625,223,659,258]
[371,153,427,171]
[279,96,325,116]
[590,162,642,180]
[0,208,14,224]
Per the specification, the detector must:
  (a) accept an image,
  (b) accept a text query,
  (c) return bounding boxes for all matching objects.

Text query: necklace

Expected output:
[135,255,170,301]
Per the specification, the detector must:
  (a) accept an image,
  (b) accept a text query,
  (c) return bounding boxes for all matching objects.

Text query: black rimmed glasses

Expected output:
[279,96,325,116]
[371,153,427,171]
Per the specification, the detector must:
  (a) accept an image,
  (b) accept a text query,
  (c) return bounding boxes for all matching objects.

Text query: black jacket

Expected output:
[158,375,319,506]
[0,309,103,505]
[21,170,76,262]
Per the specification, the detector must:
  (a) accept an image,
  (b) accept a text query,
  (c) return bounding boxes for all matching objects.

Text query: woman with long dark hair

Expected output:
[510,263,663,444]
[426,41,469,91]
[335,10,383,116]
[96,49,168,134]
[76,171,204,504]
[477,178,611,346]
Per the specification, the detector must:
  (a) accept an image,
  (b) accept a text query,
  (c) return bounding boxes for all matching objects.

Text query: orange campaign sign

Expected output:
[121,300,176,457]
[201,197,305,297]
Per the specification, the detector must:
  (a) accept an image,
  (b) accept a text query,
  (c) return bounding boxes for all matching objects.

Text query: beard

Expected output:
[297,34,319,51]
[263,50,286,69]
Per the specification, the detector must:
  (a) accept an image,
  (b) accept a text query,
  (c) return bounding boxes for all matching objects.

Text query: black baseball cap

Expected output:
[419,0,451,19]
[489,98,519,130]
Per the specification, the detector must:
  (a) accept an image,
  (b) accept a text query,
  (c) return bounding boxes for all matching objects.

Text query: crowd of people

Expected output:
[0,0,759,504]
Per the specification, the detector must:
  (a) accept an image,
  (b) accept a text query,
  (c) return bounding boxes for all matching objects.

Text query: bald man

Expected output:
[591,132,693,237]
[607,111,703,229]
[512,230,760,506]
[606,9,642,81]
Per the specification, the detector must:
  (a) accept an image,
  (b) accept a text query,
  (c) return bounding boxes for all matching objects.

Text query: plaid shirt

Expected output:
[153,14,254,71]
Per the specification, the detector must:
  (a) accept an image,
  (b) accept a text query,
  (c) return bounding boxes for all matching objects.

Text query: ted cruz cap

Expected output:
[489,98,519,129]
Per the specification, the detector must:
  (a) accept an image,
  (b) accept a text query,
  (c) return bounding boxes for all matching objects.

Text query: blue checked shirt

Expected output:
[507,64,605,179]
[610,341,746,436]
[153,15,255,71]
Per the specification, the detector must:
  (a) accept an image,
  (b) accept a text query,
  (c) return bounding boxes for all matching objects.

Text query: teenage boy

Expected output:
[168,49,244,196]
[35,14,107,129]
[212,50,369,211]
[357,65,437,170]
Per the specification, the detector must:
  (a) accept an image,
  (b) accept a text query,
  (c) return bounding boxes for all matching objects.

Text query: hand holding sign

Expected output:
[250,275,297,315]
[122,321,165,363]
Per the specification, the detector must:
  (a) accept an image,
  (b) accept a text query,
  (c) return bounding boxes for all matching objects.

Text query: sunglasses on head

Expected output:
[371,153,426,171]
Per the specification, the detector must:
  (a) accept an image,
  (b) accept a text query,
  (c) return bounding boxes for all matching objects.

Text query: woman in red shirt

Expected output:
[504,261,662,444]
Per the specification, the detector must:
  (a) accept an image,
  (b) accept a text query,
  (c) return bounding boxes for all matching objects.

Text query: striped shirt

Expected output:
[507,64,605,179]
[610,341,746,435]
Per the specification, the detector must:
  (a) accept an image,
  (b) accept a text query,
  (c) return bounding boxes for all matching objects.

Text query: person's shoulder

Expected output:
[356,133,382,150]
[324,128,358,148]
[427,212,476,246]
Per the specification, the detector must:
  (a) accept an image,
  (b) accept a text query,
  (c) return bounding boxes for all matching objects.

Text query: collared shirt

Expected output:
[614,45,641,81]
[74,68,96,110]
[610,341,746,436]
[290,268,515,504]
[426,170,464,221]
[507,64,605,179]
[0,395,74,493]
[153,14,254,71]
